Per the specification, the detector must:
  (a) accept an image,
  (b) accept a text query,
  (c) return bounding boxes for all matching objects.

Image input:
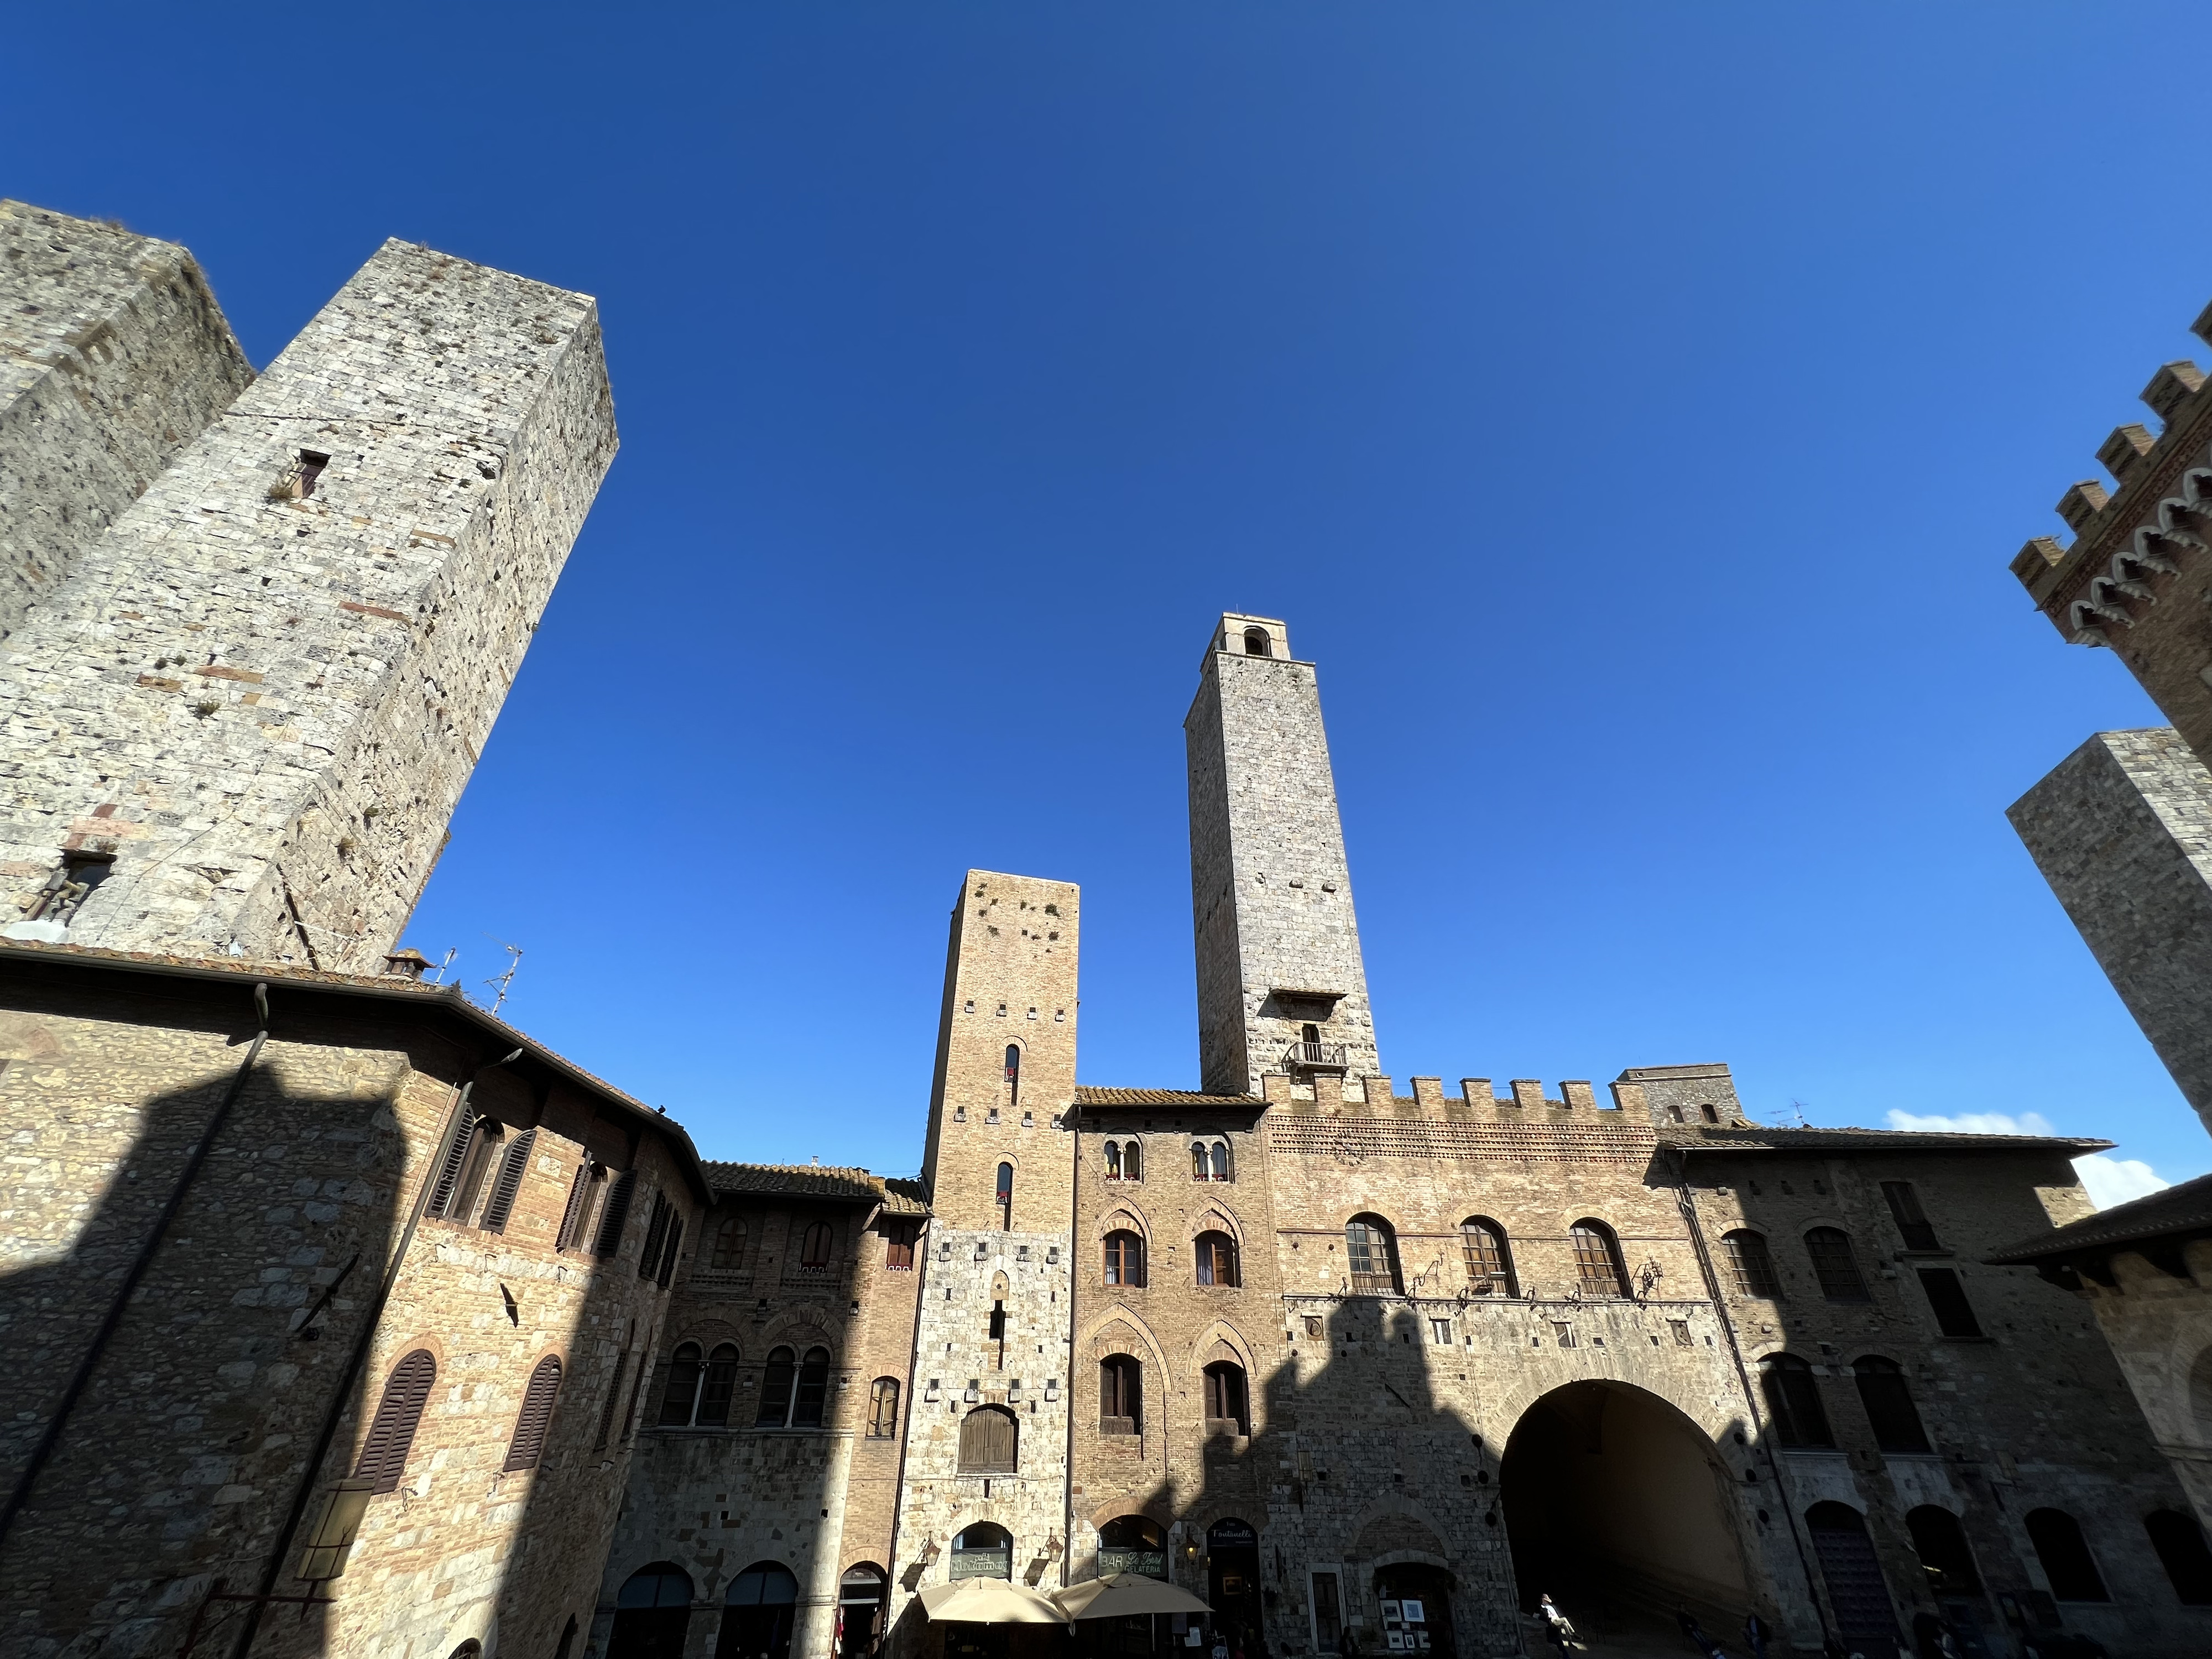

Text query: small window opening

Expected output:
[1300,1022,1320,1044]
[995,1161,1014,1228]
[1004,1044,1020,1108]
[298,450,331,496]
[24,849,114,928]
[1243,625,1271,657]
[1699,1104,1720,1124]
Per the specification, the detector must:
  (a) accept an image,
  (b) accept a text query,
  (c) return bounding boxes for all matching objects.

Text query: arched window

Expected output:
[1104,1230,1146,1287]
[838,1567,888,1659]
[1570,1220,1629,1298]
[1098,1515,1166,1578]
[613,1565,693,1658]
[1905,1506,1981,1596]
[2145,1509,2212,1605]
[658,1343,706,1427]
[1805,1227,1872,1302]
[504,1355,563,1470]
[1721,1229,1781,1298]
[1099,1354,1141,1433]
[996,1161,1014,1224]
[867,1377,901,1438]
[1123,1139,1141,1181]
[1104,1141,1121,1178]
[1759,1354,1834,1448]
[799,1221,833,1268]
[1699,1104,1720,1124]
[1005,1044,1021,1107]
[755,1346,797,1427]
[1244,625,1271,656]
[1203,1361,1249,1434]
[2025,1509,2109,1602]
[951,1522,1013,1579]
[698,1344,739,1427]
[1803,1505,1898,1648]
[1666,1104,1686,1123]
[1191,1140,1208,1180]
[1460,1218,1515,1296]
[710,1214,748,1271]
[1195,1231,1239,1287]
[791,1346,830,1428]
[355,1349,435,1492]
[479,1128,537,1233]
[1853,1357,1931,1454]
[1345,1214,1399,1294]
[722,1562,800,1659]
[958,1405,1018,1473]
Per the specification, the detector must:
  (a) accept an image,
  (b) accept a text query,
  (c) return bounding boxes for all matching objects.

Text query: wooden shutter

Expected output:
[638,1191,672,1280]
[656,1214,685,1288]
[479,1128,537,1234]
[355,1349,436,1492]
[959,1405,1015,1472]
[504,1355,564,1471]
[555,1160,597,1251]
[425,1105,479,1218]
[593,1170,636,1258]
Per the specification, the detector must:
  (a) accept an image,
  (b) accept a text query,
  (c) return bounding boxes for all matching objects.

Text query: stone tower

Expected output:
[894,871,1078,1618]
[1185,612,1381,1097]
[0,227,616,969]
[2010,728,2212,1137]
[0,202,254,642]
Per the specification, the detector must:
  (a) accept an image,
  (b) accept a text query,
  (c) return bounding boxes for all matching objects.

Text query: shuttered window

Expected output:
[1571,1221,1629,1297]
[1461,1219,1515,1296]
[593,1170,636,1258]
[868,1377,901,1437]
[711,1214,748,1270]
[883,1222,916,1270]
[504,1355,563,1471]
[638,1192,673,1280]
[356,1349,436,1492]
[1195,1232,1238,1287]
[479,1128,537,1233]
[791,1347,830,1428]
[555,1160,601,1252]
[1722,1229,1782,1297]
[799,1222,833,1267]
[1203,1361,1248,1433]
[655,1214,685,1289]
[1099,1355,1140,1433]
[425,1104,481,1219]
[958,1405,1017,1472]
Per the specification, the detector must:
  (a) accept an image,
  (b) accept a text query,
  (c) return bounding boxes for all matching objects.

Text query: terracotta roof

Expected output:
[702,1161,930,1215]
[1074,1086,1260,1107]
[0,938,716,1202]
[1661,1125,2111,1155]
[1987,1172,2212,1265]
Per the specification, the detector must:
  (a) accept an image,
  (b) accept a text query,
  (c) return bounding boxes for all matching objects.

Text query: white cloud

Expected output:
[1881,1108,2171,1211]
[2070,1155,2171,1211]
[1883,1109,2056,1138]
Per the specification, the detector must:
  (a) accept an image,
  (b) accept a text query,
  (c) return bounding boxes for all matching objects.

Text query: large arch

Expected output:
[1500,1380,1754,1638]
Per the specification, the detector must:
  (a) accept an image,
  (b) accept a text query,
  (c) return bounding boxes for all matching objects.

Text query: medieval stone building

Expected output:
[6,202,2209,1659]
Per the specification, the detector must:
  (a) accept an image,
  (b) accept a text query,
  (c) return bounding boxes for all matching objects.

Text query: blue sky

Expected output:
[12,4,2208,1196]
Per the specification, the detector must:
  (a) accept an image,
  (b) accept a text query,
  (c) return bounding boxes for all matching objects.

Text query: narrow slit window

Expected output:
[297,450,331,497]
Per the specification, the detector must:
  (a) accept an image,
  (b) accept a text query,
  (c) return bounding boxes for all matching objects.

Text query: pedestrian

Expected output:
[1337,1625,1361,1659]
[1676,1611,1728,1659]
[1743,1613,1771,1659]
[1538,1595,1573,1653]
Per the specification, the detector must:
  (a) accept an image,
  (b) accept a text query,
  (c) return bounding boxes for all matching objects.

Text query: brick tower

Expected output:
[893,870,1079,1618]
[0,228,616,969]
[1185,612,1381,1097]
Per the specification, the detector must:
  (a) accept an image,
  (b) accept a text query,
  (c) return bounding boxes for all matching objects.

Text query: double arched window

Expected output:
[1852,1356,1931,1454]
[1758,1353,1833,1448]
[866,1377,901,1438]
[1805,1227,1872,1302]
[1570,1219,1629,1298]
[1202,1361,1249,1434]
[1103,1139,1142,1181]
[755,1345,830,1428]
[1103,1230,1146,1288]
[504,1355,564,1470]
[1345,1215,1399,1294]
[1099,1354,1142,1434]
[1460,1218,1515,1296]
[1191,1139,1231,1181]
[1721,1229,1781,1298]
[1194,1230,1239,1287]
[958,1405,1018,1473]
[356,1349,435,1492]
[658,1342,741,1428]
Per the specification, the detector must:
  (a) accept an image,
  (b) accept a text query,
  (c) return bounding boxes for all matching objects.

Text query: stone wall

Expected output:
[0,237,617,969]
[2008,728,2212,1136]
[0,201,253,641]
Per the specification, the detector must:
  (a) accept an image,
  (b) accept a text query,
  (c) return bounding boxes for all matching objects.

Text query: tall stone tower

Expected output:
[1185,612,1381,1098]
[2010,728,2212,1137]
[0,227,616,969]
[894,871,1078,1618]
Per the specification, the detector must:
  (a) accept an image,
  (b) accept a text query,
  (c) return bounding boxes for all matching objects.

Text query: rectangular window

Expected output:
[1918,1268,1984,1338]
[1428,1318,1454,1346]
[1882,1181,1943,1251]
[885,1222,917,1270]
[1310,1572,1343,1650]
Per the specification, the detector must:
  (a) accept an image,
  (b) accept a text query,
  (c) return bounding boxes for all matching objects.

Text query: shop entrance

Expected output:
[1375,1564,1454,1659]
[1206,1519,1262,1642]
[1500,1381,1752,1641]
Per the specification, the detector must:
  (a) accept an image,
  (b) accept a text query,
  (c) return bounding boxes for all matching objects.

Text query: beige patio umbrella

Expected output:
[919,1578,1072,1625]
[1052,1575,1213,1620]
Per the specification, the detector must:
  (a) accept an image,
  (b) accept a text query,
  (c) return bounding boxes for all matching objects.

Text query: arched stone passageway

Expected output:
[1500,1381,1752,1637]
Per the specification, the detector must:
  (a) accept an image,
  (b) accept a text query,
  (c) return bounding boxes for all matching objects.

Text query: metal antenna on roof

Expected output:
[427,948,458,985]
[481,937,523,1015]
[1783,1098,1812,1129]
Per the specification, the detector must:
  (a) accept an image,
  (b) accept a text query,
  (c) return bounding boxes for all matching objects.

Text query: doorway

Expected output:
[717,1561,800,1659]
[839,1565,887,1659]
[1207,1519,1262,1642]
[1500,1381,1752,1639]
[1375,1564,1454,1659]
